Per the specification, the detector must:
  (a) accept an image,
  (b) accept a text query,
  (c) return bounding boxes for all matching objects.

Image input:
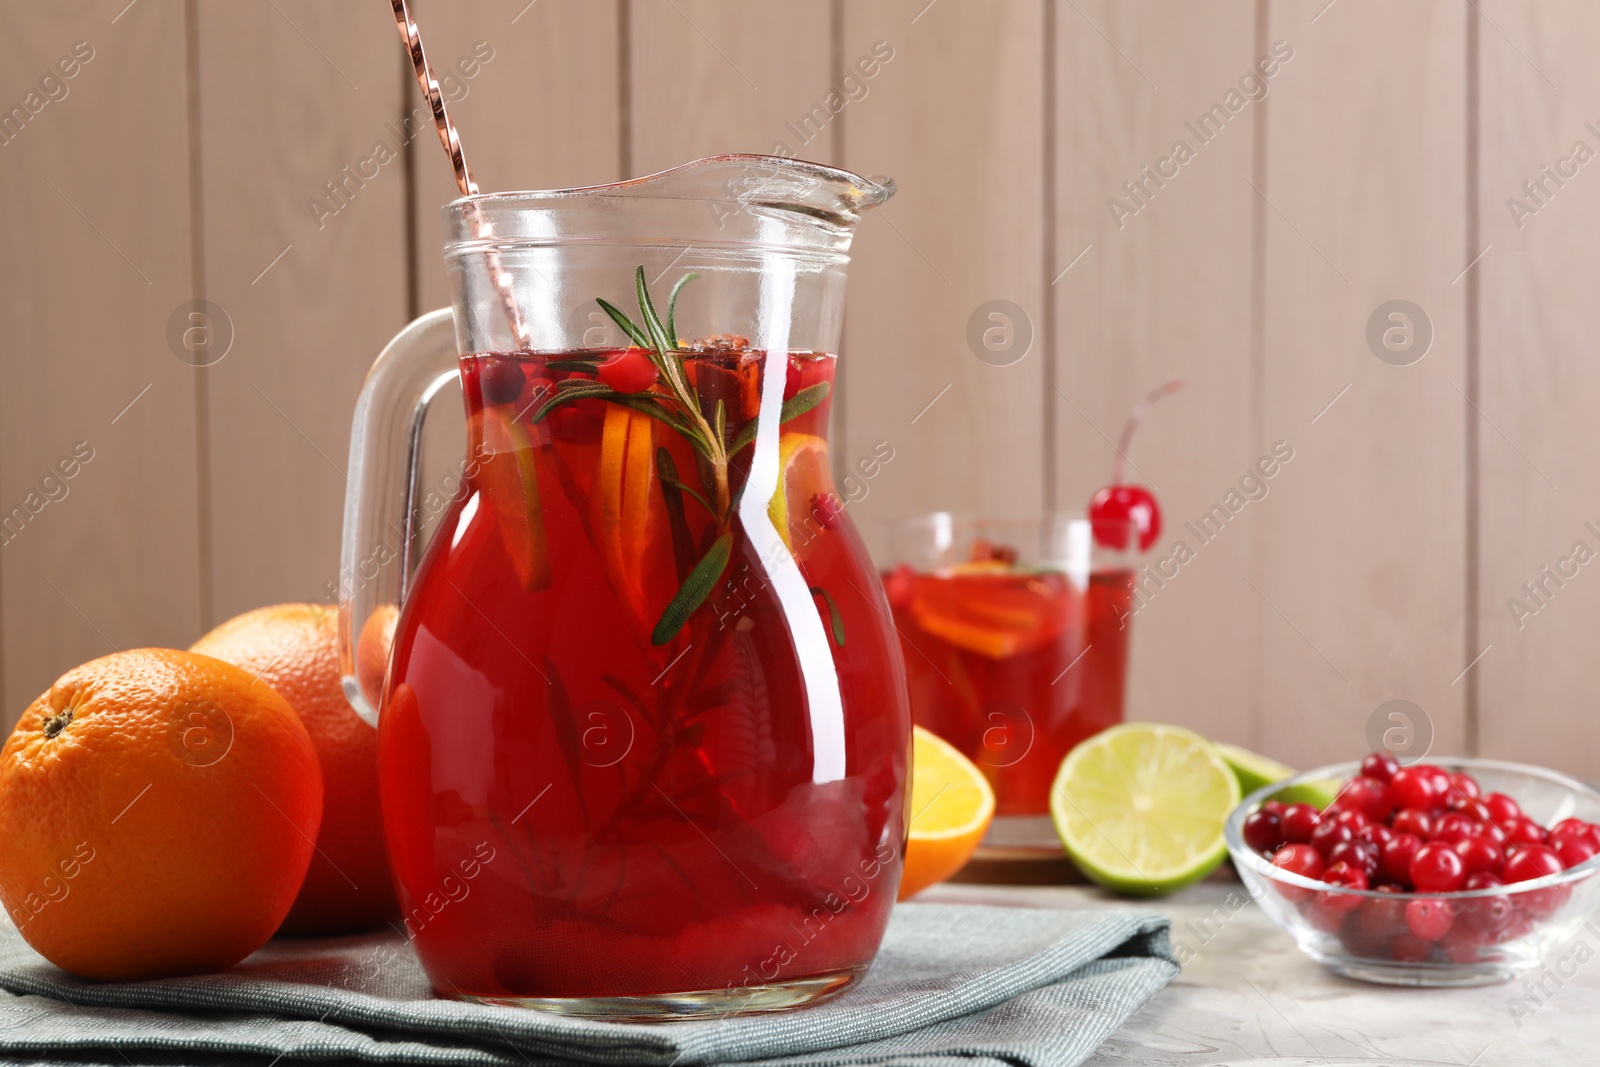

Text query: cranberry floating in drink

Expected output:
[339,158,907,1017]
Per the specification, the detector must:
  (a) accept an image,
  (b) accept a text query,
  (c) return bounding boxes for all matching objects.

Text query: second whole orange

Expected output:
[193,603,397,935]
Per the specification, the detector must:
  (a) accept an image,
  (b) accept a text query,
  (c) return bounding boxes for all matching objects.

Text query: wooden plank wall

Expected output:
[2,0,1597,778]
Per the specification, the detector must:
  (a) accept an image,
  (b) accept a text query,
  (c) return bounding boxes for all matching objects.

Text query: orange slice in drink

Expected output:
[899,726,995,899]
[766,433,836,555]
[471,408,549,590]
[594,404,672,629]
[908,607,1026,659]
[908,572,1057,660]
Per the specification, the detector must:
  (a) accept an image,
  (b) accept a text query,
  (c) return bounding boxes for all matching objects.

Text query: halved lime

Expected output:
[1050,723,1240,896]
[1214,741,1295,796]
[1273,778,1342,809]
[1214,741,1339,809]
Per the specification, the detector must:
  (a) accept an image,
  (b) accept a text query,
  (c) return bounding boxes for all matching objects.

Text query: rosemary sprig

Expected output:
[595,268,731,518]
[528,267,836,646]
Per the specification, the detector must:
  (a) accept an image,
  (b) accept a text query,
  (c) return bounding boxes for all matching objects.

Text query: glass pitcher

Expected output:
[338,156,909,1018]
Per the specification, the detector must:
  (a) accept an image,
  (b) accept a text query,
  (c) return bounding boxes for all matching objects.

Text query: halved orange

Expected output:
[898,726,995,899]
[766,433,835,555]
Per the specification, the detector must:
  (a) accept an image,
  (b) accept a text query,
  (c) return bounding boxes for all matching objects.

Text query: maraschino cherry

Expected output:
[1089,380,1183,551]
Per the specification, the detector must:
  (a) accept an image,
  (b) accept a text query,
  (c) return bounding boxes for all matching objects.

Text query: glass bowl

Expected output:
[1224,759,1600,986]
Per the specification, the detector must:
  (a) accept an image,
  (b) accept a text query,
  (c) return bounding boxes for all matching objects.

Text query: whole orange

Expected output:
[192,603,397,934]
[0,649,322,980]
[355,603,398,711]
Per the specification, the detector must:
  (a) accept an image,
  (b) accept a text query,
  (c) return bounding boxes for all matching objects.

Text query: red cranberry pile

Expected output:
[1243,753,1600,964]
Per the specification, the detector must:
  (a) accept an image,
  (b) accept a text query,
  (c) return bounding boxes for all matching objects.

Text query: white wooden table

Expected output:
[921,880,1600,1066]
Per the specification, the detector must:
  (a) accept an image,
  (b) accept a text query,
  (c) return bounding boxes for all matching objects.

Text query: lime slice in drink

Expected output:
[1050,723,1240,895]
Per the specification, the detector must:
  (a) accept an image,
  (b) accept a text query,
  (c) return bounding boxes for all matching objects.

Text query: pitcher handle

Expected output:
[338,308,459,727]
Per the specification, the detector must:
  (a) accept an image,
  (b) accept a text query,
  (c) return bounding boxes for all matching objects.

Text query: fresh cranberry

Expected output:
[1088,484,1161,552]
[1309,819,1354,856]
[1322,860,1369,888]
[1457,889,1513,941]
[597,348,659,394]
[1521,882,1573,921]
[1503,843,1562,883]
[1272,842,1325,898]
[1304,898,1350,933]
[1392,807,1433,839]
[1553,835,1597,870]
[1390,766,1441,811]
[1381,833,1424,885]
[1441,923,1486,962]
[1410,842,1466,892]
[1330,808,1371,833]
[1549,819,1600,850]
[1243,809,1286,854]
[1336,776,1395,822]
[1453,836,1503,876]
[1449,772,1482,800]
[1260,799,1286,817]
[1361,751,1399,782]
[1484,791,1522,822]
[1318,862,1369,916]
[1477,821,1508,847]
[1280,803,1321,844]
[1390,933,1436,962]
[1504,818,1547,845]
[1464,871,1504,891]
[526,375,556,403]
[479,359,526,405]
[1405,898,1455,941]
[1449,797,1494,823]
[1346,887,1406,956]
[1328,840,1379,879]
[1356,822,1395,850]
[1432,813,1479,845]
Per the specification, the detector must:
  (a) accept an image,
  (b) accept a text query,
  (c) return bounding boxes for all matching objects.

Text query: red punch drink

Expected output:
[379,340,909,1007]
[882,517,1134,829]
[884,560,1134,815]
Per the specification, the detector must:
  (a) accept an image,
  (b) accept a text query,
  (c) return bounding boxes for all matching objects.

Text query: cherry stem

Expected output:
[1111,379,1185,485]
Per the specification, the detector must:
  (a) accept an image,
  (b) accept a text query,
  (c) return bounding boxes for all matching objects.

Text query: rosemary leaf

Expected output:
[655,448,716,514]
[652,531,732,646]
[595,297,654,350]
[666,271,699,345]
[529,379,616,423]
[655,447,698,579]
[543,356,606,372]
[810,586,846,647]
[634,266,675,356]
[728,380,831,455]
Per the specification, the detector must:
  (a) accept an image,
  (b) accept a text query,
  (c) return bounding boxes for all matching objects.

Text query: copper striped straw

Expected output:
[388,0,530,348]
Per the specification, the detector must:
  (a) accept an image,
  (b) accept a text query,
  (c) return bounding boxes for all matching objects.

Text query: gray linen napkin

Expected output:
[0,903,1175,1067]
